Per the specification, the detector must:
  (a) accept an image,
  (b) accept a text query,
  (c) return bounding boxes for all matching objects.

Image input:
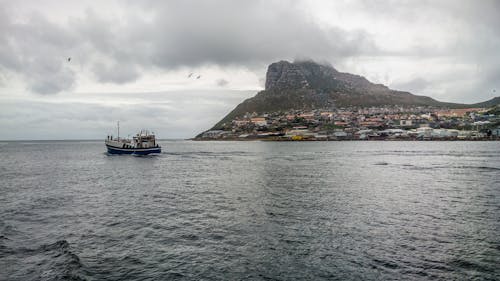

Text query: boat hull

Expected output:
[106,144,161,155]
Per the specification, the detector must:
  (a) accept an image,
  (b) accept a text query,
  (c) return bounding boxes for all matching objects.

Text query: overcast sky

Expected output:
[1,0,499,139]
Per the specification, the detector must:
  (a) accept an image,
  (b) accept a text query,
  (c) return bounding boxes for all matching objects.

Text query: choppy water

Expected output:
[0,140,499,280]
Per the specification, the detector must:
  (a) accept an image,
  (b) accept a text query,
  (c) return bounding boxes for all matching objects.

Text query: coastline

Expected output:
[192,137,500,141]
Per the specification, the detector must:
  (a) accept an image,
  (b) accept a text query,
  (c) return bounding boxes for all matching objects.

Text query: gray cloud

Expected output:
[0,0,499,104]
[2,0,500,140]
[390,78,429,95]
[0,90,255,139]
[0,6,78,94]
[216,79,229,87]
[92,62,140,84]
[140,1,378,68]
[0,1,378,94]
[351,0,500,103]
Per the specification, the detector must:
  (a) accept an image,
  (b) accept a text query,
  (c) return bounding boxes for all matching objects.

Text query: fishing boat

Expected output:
[105,122,161,155]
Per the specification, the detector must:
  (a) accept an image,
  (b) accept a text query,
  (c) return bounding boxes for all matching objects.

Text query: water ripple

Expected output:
[0,140,499,280]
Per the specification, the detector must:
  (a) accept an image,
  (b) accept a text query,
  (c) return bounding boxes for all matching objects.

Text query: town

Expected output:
[197,105,500,141]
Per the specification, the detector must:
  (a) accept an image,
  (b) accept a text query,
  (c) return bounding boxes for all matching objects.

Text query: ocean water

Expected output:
[0,140,499,280]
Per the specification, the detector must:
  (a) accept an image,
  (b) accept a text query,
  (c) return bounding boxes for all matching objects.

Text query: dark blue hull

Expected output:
[106,145,161,155]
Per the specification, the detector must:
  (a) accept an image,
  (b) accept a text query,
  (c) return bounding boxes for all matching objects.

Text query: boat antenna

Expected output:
[117,121,120,141]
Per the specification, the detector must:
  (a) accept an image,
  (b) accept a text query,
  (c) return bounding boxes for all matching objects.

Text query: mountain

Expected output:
[469,96,500,108]
[211,60,499,129]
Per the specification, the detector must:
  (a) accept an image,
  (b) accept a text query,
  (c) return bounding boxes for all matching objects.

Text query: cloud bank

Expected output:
[0,0,499,139]
[0,0,377,95]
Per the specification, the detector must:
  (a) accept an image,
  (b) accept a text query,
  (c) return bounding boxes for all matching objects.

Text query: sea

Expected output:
[0,140,499,281]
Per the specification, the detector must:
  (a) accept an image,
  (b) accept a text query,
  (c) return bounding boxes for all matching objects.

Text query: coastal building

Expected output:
[250,117,267,126]
[431,129,458,138]
[314,133,328,140]
[200,104,497,141]
[416,127,433,139]
[201,130,226,138]
[334,121,348,127]
[233,120,250,127]
[379,129,406,136]
[437,108,483,118]
[299,113,315,120]
[399,119,413,127]
[331,131,349,139]
[355,129,373,140]
[320,112,334,119]
[285,129,314,138]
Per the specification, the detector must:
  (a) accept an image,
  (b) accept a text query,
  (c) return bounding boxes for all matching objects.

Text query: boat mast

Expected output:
[117,121,120,141]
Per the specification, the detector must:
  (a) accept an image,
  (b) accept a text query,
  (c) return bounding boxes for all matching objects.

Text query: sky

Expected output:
[0,0,499,139]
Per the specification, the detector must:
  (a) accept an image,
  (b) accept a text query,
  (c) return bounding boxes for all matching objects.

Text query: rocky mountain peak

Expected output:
[203,60,499,131]
[264,60,375,92]
[265,61,310,90]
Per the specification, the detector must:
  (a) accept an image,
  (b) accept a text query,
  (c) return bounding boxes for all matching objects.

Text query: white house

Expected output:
[400,119,413,127]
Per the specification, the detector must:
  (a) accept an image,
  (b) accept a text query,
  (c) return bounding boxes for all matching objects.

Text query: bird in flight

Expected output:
[187,73,193,78]
[67,57,71,62]
[196,75,201,79]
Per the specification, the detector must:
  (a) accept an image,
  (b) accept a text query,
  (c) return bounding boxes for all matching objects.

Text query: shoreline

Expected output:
[192,137,500,142]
